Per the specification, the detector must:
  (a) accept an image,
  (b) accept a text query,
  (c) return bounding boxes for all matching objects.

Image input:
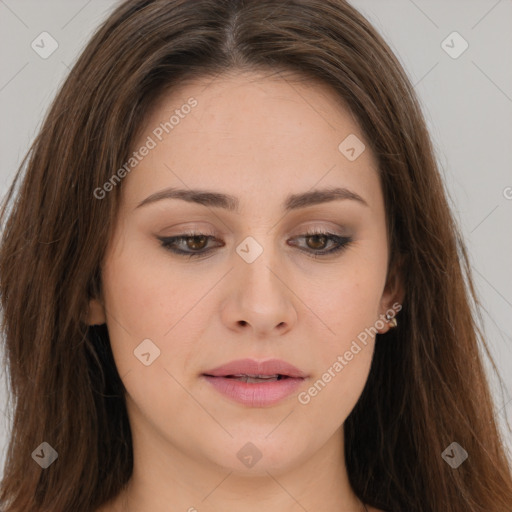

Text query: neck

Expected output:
[112,411,366,512]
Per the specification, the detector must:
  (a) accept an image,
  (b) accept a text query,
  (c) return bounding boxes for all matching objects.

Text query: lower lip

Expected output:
[202,375,305,407]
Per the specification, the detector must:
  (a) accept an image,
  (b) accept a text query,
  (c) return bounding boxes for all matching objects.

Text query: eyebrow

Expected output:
[135,186,369,212]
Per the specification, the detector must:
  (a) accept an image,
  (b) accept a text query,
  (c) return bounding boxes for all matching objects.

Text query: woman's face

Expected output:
[89,71,400,476]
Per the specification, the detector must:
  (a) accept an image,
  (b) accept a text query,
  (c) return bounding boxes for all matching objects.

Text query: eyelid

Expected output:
[157,228,353,260]
[286,219,349,234]
[157,223,348,244]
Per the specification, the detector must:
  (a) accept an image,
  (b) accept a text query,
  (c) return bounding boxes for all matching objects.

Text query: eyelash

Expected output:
[157,229,353,260]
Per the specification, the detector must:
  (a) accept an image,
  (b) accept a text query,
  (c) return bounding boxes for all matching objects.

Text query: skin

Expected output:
[90,70,402,512]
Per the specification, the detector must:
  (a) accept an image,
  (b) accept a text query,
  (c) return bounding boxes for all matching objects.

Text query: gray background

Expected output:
[0,0,511,480]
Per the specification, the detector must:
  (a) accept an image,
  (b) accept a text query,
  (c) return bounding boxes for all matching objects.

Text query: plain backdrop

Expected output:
[0,0,511,481]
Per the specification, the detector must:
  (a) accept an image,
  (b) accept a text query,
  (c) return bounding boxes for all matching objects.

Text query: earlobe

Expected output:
[87,297,107,326]
[377,301,401,334]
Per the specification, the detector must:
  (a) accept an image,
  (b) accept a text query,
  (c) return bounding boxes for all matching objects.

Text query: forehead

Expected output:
[145,70,365,147]
[121,70,381,214]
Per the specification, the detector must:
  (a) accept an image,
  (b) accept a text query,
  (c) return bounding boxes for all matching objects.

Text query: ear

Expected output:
[87,296,107,326]
[377,256,405,334]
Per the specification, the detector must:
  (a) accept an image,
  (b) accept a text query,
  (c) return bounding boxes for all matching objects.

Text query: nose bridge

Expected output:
[235,233,281,296]
[231,231,294,318]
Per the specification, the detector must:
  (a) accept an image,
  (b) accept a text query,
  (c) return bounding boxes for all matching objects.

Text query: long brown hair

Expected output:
[1,1,511,510]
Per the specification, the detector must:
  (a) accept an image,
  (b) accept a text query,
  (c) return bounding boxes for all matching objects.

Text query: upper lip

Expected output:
[203,358,307,378]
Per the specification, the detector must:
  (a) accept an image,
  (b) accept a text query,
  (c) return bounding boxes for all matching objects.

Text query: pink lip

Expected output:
[202,358,308,407]
[204,358,307,378]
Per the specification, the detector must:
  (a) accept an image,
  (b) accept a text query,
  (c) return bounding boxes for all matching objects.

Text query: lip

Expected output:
[204,358,307,378]
[202,358,308,407]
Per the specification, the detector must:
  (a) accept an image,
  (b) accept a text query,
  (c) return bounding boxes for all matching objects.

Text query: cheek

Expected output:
[101,241,218,383]
[306,259,387,348]
[100,252,203,420]
[296,275,379,425]
[297,244,386,410]
[102,243,207,336]
[296,354,371,434]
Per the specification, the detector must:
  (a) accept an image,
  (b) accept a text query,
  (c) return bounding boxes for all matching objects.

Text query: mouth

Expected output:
[203,358,307,379]
[201,359,307,407]
[214,374,290,383]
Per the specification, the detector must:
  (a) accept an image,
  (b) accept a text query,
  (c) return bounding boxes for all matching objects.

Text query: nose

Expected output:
[220,242,298,337]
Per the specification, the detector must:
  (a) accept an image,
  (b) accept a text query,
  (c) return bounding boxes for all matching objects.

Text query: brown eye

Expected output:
[158,232,221,258]
[305,234,329,250]
[289,231,353,259]
[159,230,352,260]
[185,235,208,250]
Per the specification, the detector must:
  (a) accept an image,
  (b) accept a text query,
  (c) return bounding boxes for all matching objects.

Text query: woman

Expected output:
[0,1,511,511]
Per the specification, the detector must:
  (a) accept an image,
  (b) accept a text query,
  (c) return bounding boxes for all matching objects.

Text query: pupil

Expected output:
[308,234,326,250]
[188,235,206,250]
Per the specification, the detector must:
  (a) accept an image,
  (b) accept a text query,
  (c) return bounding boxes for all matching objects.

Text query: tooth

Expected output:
[230,374,279,379]
[226,374,282,383]
[245,376,279,383]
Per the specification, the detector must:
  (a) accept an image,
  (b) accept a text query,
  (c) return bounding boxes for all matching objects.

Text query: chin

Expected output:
[200,433,311,476]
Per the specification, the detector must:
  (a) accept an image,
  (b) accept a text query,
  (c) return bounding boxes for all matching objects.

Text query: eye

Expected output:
[157,231,222,259]
[157,229,353,259]
[288,229,353,259]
